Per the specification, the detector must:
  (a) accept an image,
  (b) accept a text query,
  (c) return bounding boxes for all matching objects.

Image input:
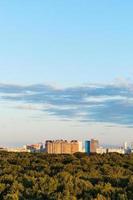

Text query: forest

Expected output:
[0,152,133,200]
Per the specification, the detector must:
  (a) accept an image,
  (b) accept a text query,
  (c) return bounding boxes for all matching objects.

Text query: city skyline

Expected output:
[0,1,133,146]
[1,138,131,155]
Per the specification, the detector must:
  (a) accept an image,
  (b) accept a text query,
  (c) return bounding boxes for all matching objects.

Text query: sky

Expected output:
[0,1,133,146]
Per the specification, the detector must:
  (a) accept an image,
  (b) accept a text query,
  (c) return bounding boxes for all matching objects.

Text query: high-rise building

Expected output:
[124,142,128,150]
[78,141,83,152]
[45,140,53,154]
[45,140,81,154]
[85,140,91,154]
[53,140,62,154]
[90,139,99,153]
[61,141,71,154]
[71,140,79,154]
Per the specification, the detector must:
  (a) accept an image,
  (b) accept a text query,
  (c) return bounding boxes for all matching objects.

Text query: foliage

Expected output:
[0,152,133,199]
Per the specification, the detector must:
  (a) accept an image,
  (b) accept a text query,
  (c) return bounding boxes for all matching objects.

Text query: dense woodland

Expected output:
[0,152,133,200]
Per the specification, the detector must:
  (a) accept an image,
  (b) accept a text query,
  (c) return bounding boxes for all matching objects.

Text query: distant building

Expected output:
[62,140,71,154]
[124,142,128,150]
[85,141,91,154]
[90,139,99,153]
[78,141,83,152]
[131,142,133,149]
[96,147,107,154]
[71,140,80,154]
[7,147,30,153]
[107,148,125,154]
[130,142,133,153]
[46,140,53,154]
[123,142,129,154]
[0,147,7,152]
[24,143,44,153]
[45,140,81,154]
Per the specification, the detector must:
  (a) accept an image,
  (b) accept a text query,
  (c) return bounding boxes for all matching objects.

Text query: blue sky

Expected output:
[0,1,133,85]
[0,1,133,146]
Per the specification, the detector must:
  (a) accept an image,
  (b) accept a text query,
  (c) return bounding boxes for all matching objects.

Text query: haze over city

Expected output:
[0,1,133,146]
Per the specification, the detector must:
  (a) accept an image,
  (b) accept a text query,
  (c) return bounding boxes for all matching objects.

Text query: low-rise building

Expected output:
[107,148,125,154]
[7,147,30,153]
[96,147,107,154]
[24,143,44,153]
[0,147,8,152]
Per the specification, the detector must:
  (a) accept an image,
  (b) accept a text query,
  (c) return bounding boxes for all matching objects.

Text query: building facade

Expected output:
[45,140,81,154]
[85,140,91,154]
[90,139,99,153]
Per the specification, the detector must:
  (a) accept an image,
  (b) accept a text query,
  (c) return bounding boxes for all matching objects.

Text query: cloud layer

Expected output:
[0,82,133,125]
